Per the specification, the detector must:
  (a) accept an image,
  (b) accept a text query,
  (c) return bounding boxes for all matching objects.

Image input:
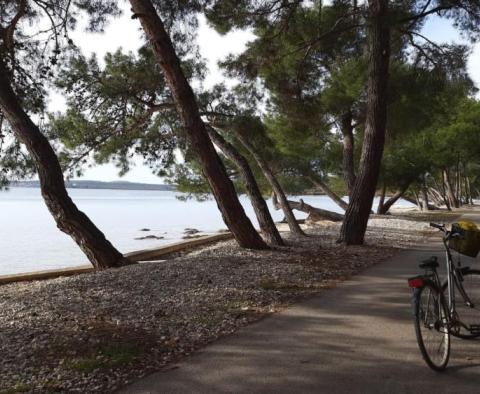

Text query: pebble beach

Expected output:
[0,215,451,393]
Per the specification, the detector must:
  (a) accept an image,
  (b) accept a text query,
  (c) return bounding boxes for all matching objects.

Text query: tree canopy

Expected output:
[2,0,480,249]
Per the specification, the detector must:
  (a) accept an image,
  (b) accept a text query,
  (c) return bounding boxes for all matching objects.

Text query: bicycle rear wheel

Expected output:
[453,269,480,339]
[413,284,450,371]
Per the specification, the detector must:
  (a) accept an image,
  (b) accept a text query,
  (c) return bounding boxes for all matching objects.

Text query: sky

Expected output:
[49,8,480,185]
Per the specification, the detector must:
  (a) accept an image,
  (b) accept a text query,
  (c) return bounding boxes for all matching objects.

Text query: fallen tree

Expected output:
[272,194,344,222]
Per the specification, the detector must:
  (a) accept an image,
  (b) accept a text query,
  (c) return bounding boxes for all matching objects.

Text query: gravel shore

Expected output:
[0,218,437,393]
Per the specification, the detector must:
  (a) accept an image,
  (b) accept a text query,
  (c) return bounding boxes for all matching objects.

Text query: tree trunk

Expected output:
[306,172,349,211]
[428,187,444,207]
[129,0,266,249]
[413,191,422,210]
[377,182,411,215]
[403,191,422,210]
[338,0,390,245]
[455,154,461,203]
[466,176,474,205]
[462,162,472,205]
[436,175,452,210]
[340,110,356,197]
[443,169,459,208]
[420,176,430,211]
[402,193,438,211]
[376,182,386,214]
[206,126,284,246]
[0,61,129,269]
[401,195,417,206]
[232,132,305,236]
[272,195,344,222]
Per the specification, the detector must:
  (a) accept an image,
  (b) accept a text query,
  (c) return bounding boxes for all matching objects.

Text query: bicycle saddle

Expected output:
[419,256,439,269]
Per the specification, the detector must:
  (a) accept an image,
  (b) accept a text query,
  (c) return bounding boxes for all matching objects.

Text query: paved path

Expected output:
[120,243,480,393]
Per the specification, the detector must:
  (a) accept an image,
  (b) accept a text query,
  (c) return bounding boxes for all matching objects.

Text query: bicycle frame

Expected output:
[424,226,474,335]
[443,236,456,316]
[410,223,480,370]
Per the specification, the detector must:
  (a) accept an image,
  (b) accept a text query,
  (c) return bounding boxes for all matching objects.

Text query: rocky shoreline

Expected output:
[0,217,440,393]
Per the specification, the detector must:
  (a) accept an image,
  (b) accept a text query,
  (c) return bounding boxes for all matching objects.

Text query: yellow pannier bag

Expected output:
[449,220,480,258]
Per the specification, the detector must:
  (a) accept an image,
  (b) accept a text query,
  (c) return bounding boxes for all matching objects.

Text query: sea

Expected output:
[0,187,415,275]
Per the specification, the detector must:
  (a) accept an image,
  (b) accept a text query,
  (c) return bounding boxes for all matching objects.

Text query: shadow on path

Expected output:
[119,243,480,394]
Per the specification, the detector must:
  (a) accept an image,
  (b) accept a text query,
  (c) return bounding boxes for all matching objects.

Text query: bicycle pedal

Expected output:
[469,325,480,335]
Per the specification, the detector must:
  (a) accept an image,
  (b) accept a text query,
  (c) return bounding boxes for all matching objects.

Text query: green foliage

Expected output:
[167,162,212,201]
[0,0,125,188]
[321,58,367,117]
[49,47,193,177]
[0,132,36,189]
[203,0,480,202]
[430,99,480,166]
[208,2,366,194]
[0,0,123,112]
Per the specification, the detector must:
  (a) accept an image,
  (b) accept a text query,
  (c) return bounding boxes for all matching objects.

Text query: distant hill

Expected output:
[12,180,176,191]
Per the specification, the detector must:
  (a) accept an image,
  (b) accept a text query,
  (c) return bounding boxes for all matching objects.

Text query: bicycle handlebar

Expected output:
[430,223,462,244]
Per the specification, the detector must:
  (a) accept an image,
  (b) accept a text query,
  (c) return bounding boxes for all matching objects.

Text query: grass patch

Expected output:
[259,280,277,290]
[195,314,223,327]
[259,280,306,292]
[3,383,33,394]
[68,342,141,373]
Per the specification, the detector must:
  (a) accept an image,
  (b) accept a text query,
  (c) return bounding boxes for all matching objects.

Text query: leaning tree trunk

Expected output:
[435,176,451,210]
[413,191,422,210]
[401,194,437,211]
[377,181,411,215]
[377,182,387,214]
[428,187,445,207]
[466,176,474,205]
[463,162,473,205]
[420,176,430,211]
[378,190,403,215]
[306,171,349,211]
[232,131,305,236]
[206,126,284,246]
[401,195,417,206]
[455,155,461,203]
[0,61,129,269]
[443,169,459,208]
[340,110,356,197]
[338,0,390,245]
[129,0,266,249]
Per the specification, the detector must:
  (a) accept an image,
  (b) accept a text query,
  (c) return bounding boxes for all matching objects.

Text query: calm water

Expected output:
[0,188,414,275]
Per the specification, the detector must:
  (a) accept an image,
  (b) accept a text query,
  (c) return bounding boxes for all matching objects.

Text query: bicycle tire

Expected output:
[413,283,450,371]
[443,269,480,339]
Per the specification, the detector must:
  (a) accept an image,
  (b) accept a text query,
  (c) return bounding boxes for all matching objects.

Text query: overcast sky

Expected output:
[55,9,480,184]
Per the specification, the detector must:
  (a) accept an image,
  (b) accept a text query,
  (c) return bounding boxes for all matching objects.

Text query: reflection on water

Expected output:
[0,188,413,275]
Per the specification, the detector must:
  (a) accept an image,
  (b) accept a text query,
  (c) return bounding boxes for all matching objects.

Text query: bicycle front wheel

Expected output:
[413,284,450,371]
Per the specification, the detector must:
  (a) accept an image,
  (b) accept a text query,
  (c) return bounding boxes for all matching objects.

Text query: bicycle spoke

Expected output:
[414,285,450,370]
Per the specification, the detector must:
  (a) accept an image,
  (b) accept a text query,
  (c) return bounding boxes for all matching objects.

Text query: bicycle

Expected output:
[408,222,480,371]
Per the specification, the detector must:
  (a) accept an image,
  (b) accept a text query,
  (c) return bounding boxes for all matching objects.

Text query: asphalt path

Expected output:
[120,225,480,393]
